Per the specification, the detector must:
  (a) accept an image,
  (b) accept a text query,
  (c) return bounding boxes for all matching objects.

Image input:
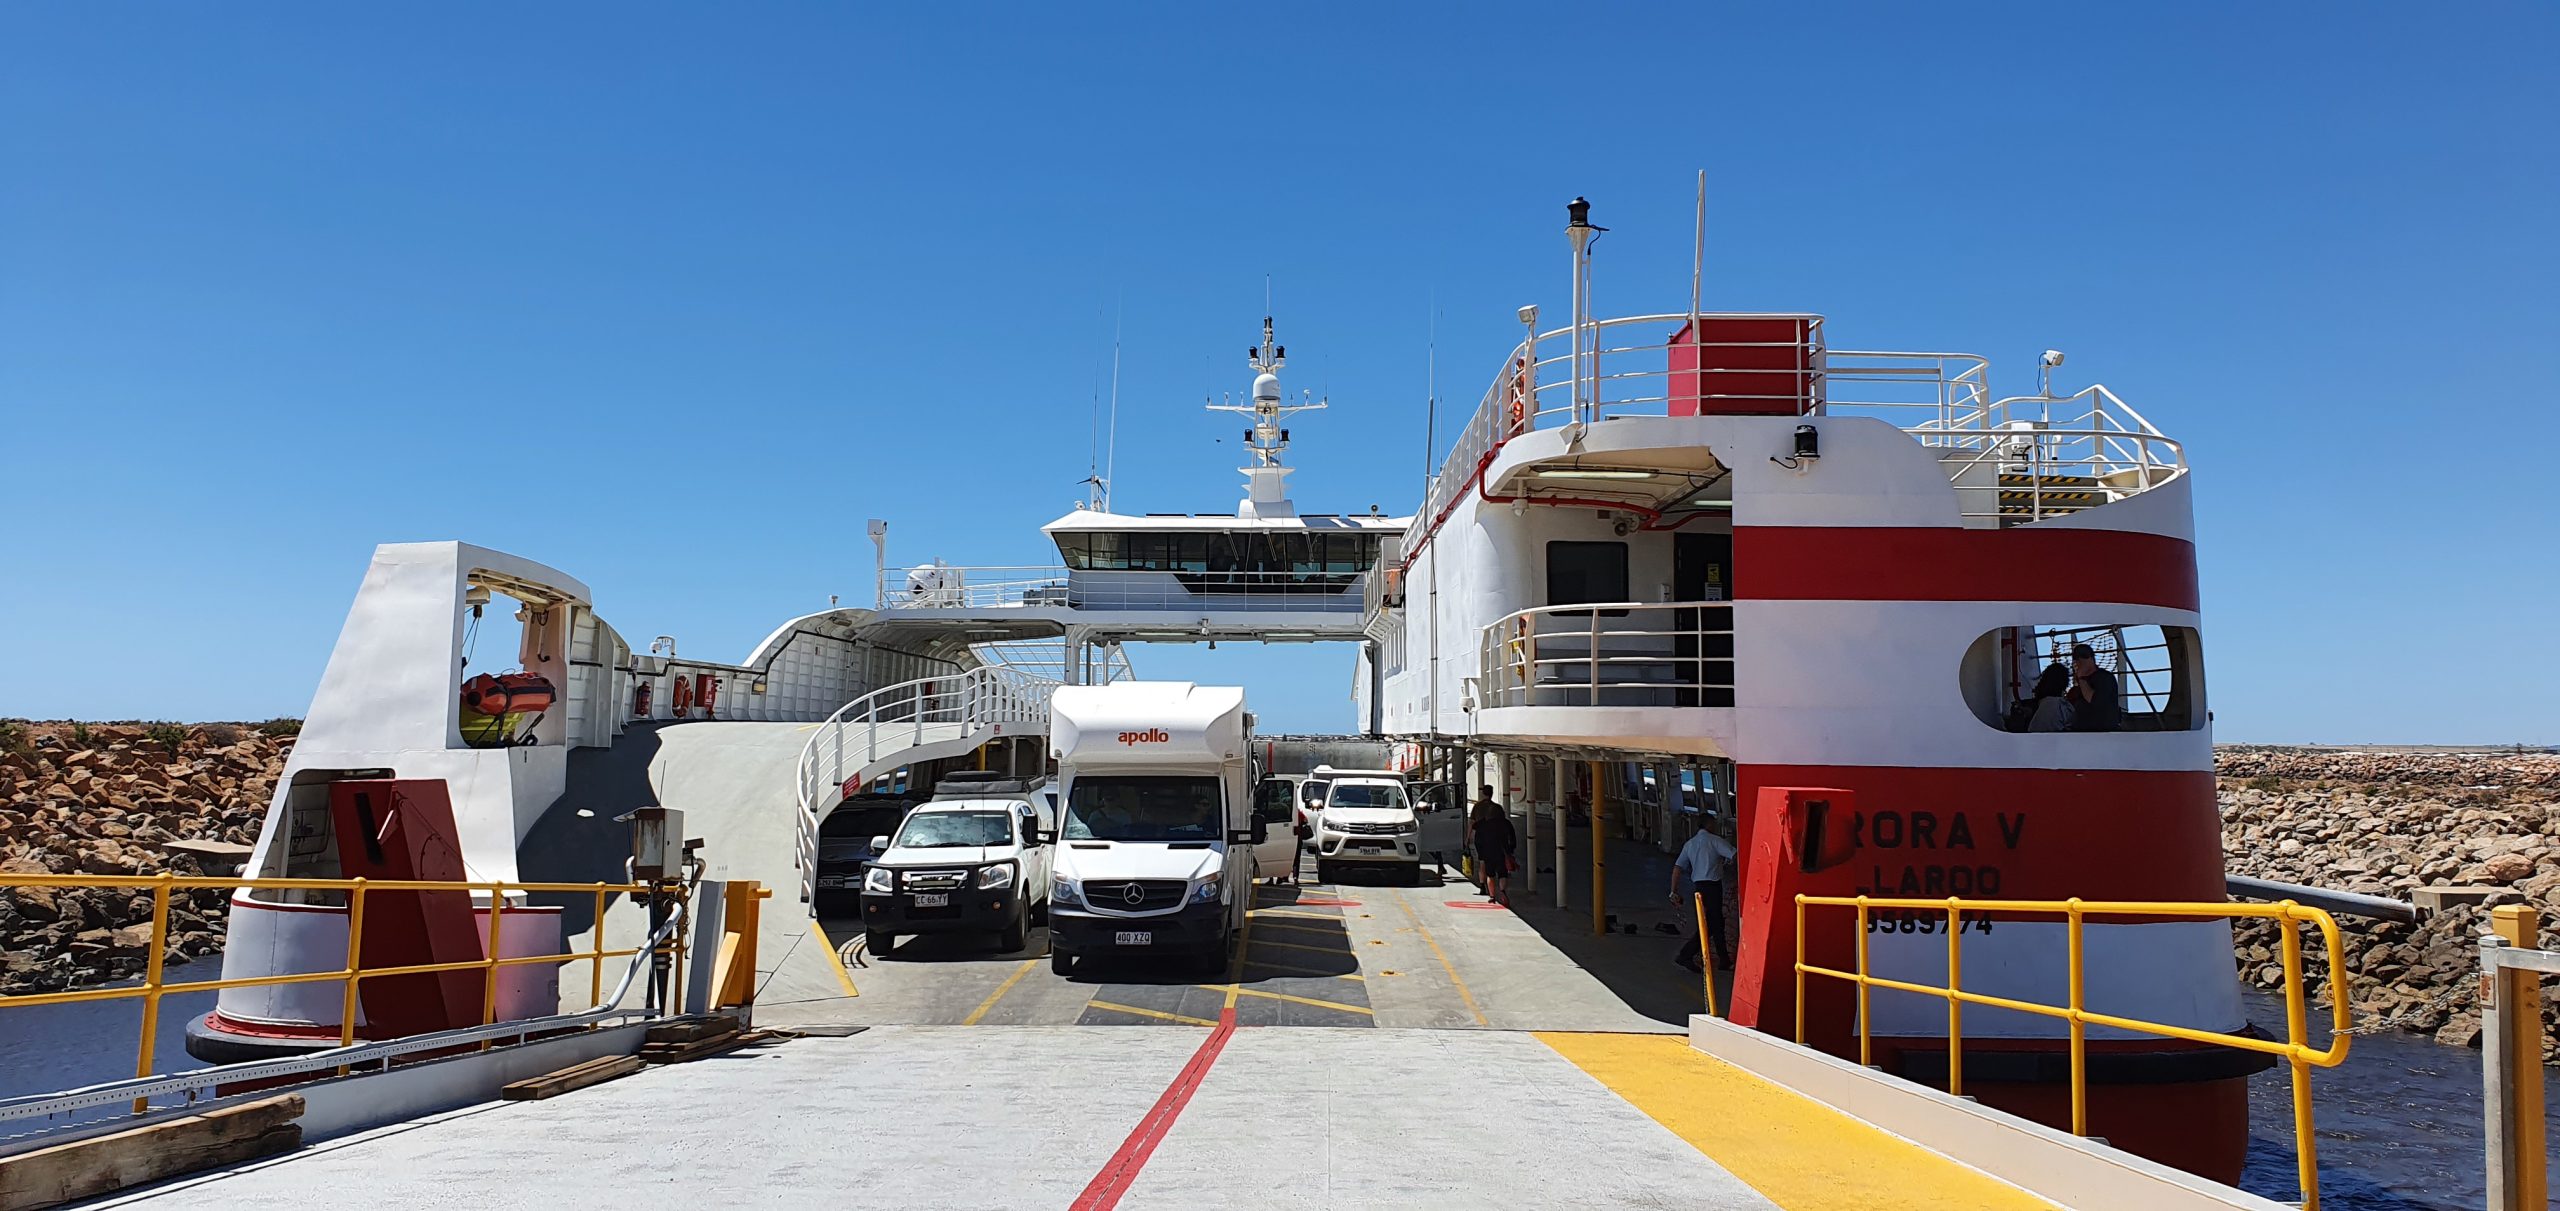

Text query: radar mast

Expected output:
[1205,316,1327,518]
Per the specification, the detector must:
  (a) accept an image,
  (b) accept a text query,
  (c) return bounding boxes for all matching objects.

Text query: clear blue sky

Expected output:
[4,5,2552,743]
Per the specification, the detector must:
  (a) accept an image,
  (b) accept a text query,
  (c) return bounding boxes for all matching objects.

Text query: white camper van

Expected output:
[1045,682,1291,976]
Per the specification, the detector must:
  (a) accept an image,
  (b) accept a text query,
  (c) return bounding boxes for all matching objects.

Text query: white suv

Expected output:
[1309,769,1422,885]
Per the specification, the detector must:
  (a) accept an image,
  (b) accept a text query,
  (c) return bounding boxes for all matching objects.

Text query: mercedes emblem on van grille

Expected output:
[1120,883,1145,905]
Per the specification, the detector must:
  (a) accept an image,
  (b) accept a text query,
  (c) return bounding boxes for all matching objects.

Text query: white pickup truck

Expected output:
[1308,765,1424,885]
[858,772,1056,954]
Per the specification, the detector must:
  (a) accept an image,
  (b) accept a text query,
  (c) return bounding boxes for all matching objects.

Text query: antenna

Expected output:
[1101,302,1122,512]
[1085,305,1103,505]
[1691,170,1706,321]
[1422,296,1437,496]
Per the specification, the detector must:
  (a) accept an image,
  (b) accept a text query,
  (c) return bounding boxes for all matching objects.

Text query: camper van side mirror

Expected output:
[1230,820,1267,846]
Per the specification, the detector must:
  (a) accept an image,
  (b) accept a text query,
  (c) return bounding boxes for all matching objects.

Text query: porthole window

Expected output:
[1961,623,2203,733]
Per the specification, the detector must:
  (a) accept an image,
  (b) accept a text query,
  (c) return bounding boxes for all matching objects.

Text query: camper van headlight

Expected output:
[863,866,894,894]
[1051,875,1082,908]
[1189,873,1223,905]
[978,862,1015,890]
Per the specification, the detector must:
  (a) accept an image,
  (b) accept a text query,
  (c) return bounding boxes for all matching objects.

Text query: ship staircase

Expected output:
[789,665,1068,907]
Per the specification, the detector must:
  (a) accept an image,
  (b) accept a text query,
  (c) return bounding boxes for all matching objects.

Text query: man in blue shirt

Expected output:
[1670,815,1737,972]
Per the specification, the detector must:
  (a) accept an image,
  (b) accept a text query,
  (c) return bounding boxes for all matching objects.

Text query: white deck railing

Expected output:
[1477,601,1737,710]
[878,566,1374,615]
[882,565,1071,609]
[792,666,1059,903]
[1418,313,2185,541]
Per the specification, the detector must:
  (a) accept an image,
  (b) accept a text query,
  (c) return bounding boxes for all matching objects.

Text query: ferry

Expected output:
[7,195,2379,1211]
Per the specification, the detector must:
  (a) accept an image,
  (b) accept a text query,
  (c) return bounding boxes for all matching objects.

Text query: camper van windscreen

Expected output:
[1064,776,1223,843]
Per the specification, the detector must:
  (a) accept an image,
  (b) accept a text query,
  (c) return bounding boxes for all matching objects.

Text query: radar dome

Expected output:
[1253,372,1282,402]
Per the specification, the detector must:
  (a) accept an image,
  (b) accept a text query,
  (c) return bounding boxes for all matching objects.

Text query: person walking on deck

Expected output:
[1469,785,1518,906]
[1672,815,1736,972]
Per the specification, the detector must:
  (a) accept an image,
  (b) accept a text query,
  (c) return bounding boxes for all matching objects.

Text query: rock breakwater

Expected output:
[2219,746,2560,1061]
[0,721,289,995]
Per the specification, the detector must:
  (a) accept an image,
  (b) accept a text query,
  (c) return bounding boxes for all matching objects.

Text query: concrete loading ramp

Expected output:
[519,721,909,1015]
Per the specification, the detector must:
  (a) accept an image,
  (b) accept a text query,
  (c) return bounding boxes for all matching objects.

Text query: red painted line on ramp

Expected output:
[1068,1007,1238,1211]
[1268,897,1361,907]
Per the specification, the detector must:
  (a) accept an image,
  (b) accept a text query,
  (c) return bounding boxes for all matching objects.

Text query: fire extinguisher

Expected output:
[671,676,693,719]
[695,674,719,719]
[632,682,653,718]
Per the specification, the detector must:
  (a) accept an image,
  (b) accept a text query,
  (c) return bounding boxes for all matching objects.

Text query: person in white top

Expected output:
[1670,815,1738,972]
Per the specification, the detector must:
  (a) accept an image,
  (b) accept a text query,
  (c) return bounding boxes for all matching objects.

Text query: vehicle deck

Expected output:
[88,849,2093,1209]
[95,1026,2054,1210]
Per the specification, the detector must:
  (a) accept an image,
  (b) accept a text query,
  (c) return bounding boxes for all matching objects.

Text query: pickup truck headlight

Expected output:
[862,866,894,894]
[1396,818,1420,834]
[1051,875,1081,908]
[978,862,1016,890]
[1189,873,1223,905]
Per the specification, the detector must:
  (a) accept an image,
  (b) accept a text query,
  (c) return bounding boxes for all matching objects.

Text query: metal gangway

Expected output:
[790,666,1060,905]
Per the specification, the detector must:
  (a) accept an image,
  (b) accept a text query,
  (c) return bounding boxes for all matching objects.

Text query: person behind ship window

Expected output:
[1469,785,1518,906]
[1671,814,1737,973]
[2007,663,2075,733]
[2066,642,2121,732]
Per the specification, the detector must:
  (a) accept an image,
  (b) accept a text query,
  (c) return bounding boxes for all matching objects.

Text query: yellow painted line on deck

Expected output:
[1214,985,1375,1016]
[1246,938,1355,958]
[1243,958,1364,981]
[963,959,1036,1025]
[1087,1000,1219,1027]
[1396,894,1485,1025]
[1535,1033,2058,1211]
[1249,920,1351,941]
[1249,908,1347,923]
[806,919,860,998]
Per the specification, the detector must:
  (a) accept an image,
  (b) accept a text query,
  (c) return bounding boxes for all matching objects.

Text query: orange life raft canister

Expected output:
[461,672,558,717]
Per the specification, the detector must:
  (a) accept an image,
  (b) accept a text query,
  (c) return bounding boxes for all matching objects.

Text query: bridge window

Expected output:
[1961,623,2203,733]
[1054,532,1383,578]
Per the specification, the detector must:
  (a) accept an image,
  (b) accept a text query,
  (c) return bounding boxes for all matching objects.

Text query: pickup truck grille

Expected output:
[1333,820,1406,836]
[1081,879,1185,912]
[900,869,968,892]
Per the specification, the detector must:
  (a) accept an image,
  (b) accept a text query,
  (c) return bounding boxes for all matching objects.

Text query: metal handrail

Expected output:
[0,871,676,1126]
[875,564,1381,614]
[881,565,1073,609]
[1411,313,2185,564]
[792,665,1060,903]
[1793,893,2351,1210]
[1476,601,1735,710]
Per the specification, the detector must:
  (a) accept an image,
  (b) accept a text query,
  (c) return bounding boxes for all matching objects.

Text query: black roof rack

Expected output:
[930,771,1044,798]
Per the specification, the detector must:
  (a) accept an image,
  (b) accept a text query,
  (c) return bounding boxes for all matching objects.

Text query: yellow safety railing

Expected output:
[0,873,665,1110]
[1794,894,2352,1210]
